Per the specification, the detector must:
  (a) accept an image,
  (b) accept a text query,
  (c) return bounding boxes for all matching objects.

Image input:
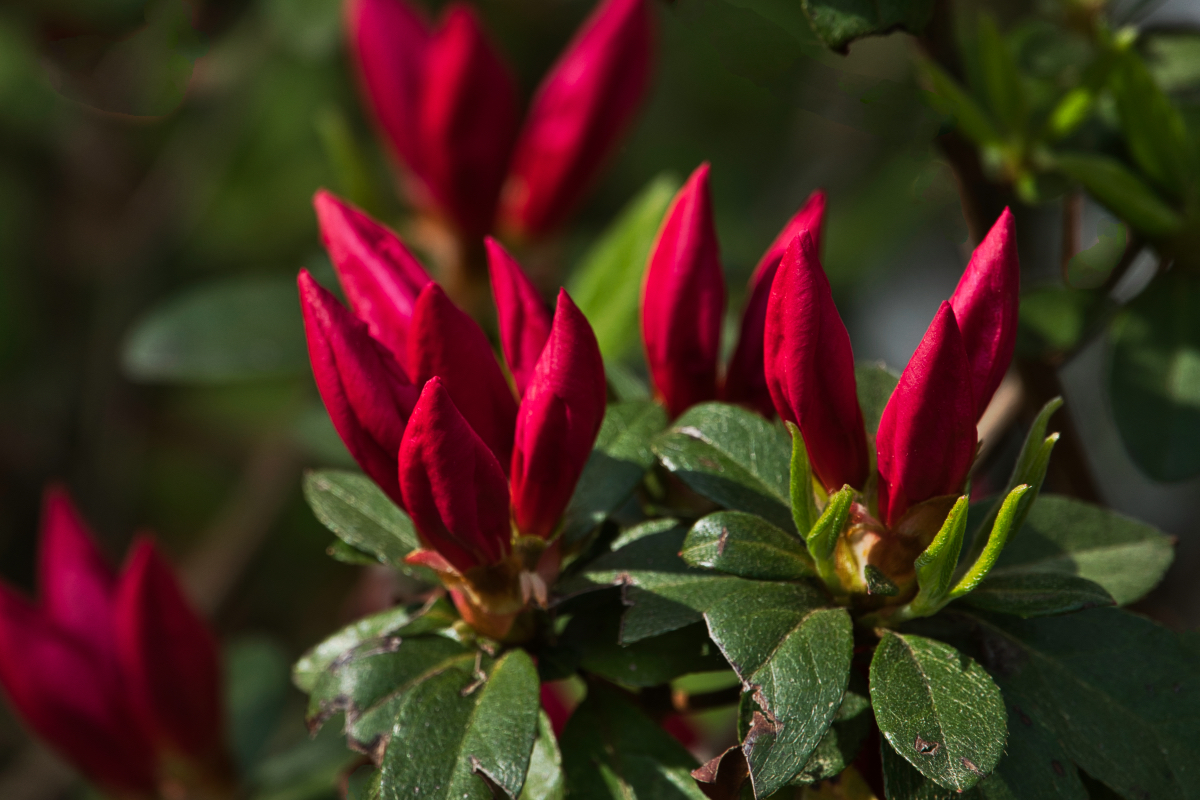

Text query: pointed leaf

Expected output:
[1054,152,1183,239]
[951,485,1031,598]
[786,423,819,537]
[519,713,564,800]
[870,632,1007,790]
[909,496,969,615]
[960,573,1114,618]
[303,470,420,566]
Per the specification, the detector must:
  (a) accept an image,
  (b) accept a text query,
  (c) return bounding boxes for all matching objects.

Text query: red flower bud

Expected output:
[724,189,826,416]
[949,208,1020,418]
[764,233,868,493]
[499,0,653,236]
[114,539,224,764]
[408,283,519,468]
[510,290,607,539]
[420,4,520,235]
[876,302,977,527]
[313,190,431,364]
[347,0,429,173]
[299,271,419,507]
[485,238,552,397]
[399,378,513,572]
[641,163,725,418]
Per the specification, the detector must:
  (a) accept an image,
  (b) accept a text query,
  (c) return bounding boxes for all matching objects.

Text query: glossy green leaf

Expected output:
[987,494,1174,606]
[303,469,419,566]
[1054,152,1183,239]
[380,649,541,800]
[123,276,308,383]
[519,713,565,800]
[787,675,872,785]
[800,0,935,51]
[959,608,1200,798]
[1108,50,1195,198]
[919,60,1002,146]
[560,685,705,800]
[960,573,1114,618]
[563,401,668,543]
[909,496,969,615]
[870,632,1007,790]
[569,174,680,359]
[1110,270,1200,481]
[951,485,1030,598]
[807,485,854,593]
[681,511,814,581]
[653,402,793,530]
[292,597,457,694]
[786,423,818,537]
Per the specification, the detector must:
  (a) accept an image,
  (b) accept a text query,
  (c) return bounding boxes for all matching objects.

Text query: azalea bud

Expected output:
[346,0,429,171]
[485,238,552,397]
[399,378,513,573]
[0,490,157,796]
[408,283,519,468]
[949,208,1020,418]
[641,163,725,418]
[420,4,520,235]
[300,271,419,507]
[313,189,431,363]
[499,0,653,236]
[764,233,868,493]
[876,302,977,527]
[114,539,225,766]
[724,189,826,416]
[510,290,607,539]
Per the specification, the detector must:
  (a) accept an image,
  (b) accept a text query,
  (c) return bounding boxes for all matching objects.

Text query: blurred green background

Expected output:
[1,0,1199,795]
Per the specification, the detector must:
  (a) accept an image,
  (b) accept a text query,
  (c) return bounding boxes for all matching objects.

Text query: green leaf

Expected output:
[786,423,818,537]
[987,494,1174,606]
[293,597,457,694]
[303,470,419,566]
[1065,219,1127,290]
[308,634,477,751]
[562,401,668,543]
[734,607,853,796]
[122,277,308,383]
[870,632,1007,790]
[327,538,381,565]
[951,485,1030,599]
[1053,152,1183,239]
[960,573,1114,618]
[519,713,564,800]
[560,685,705,800]
[958,608,1200,799]
[976,15,1027,134]
[1108,50,1195,198]
[919,60,1002,146]
[652,402,793,530]
[1110,270,1200,481]
[909,496,969,615]
[807,485,854,593]
[1016,286,1111,362]
[800,0,935,51]
[569,174,680,359]
[681,511,814,581]
[788,674,873,784]
[227,638,291,771]
[381,649,541,800]
[856,362,900,440]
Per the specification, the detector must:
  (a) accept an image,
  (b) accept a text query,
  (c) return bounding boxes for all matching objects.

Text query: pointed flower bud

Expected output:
[949,207,1020,418]
[876,302,977,527]
[510,290,607,539]
[641,163,725,418]
[420,4,520,235]
[299,271,419,507]
[764,233,869,493]
[313,190,431,363]
[114,539,224,765]
[399,378,513,573]
[347,0,429,171]
[486,238,553,397]
[724,190,826,416]
[499,0,653,236]
[408,283,519,468]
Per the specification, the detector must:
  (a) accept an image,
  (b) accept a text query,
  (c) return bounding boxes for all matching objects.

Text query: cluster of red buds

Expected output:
[301,192,606,639]
[641,163,1019,599]
[0,488,230,799]
[348,0,652,241]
